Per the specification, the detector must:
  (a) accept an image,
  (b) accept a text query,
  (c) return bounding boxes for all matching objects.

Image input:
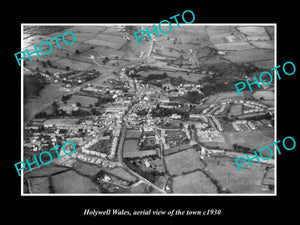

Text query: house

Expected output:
[171,114,181,120]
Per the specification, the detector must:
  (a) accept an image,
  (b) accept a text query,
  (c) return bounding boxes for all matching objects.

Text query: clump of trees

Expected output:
[232,143,255,154]
[143,72,168,82]
[186,91,203,104]
[94,96,114,107]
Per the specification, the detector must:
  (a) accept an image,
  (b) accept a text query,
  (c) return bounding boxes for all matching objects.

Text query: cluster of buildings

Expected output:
[243,100,268,114]
[232,120,255,132]
[77,153,119,168]
[210,115,223,131]
[196,128,221,141]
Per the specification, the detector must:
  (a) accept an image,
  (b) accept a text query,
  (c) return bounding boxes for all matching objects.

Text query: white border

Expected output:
[21,23,277,196]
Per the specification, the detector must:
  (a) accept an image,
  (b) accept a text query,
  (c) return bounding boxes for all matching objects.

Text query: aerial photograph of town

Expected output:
[22,24,275,194]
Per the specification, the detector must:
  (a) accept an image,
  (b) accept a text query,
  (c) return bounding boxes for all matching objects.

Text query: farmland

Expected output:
[220,130,274,151]
[204,156,268,193]
[164,148,205,176]
[51,170,100,193]
[108,167,138,182]
[28,177,50,193]
[73,161,101,177]
[172,170,217,193]
[24,165,69,178]
[253,90,274,100]
[68,94,98,107]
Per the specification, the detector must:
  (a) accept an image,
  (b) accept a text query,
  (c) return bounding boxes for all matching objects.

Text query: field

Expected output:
[229,104,243,115]
[73,161,101,177]
[84,39,125,49]
[127,182,151,193]
[223,49,274,63]
[253,90,274,100]
[123,139,139,154]
[124,150,157,158]
[24,165,69,178]
[122,139,157,158]
[250,41,274,49]
[68,94,98,107]
[164,148,204,175]
[251,60,274,69]
[220,130,274,151]
[204,156,269,193]
[214,42,254,51]
[172,170,217,193]
[53,58,92,71]
[24,26,71,35]
[236,26,270,41]
[29,177,50,193]
[51,170,100,193]
[126,129,142,139]
[108,167,138,182]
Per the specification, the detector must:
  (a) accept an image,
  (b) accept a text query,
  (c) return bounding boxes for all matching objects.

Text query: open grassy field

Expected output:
[206,26,237,38]
[223,49,274,63]
[73,161,101,177]
[237,26,270,41]
[253,90,274,100]
[220,130,274,151]
[24,26,71,35]
[108,167,138,182]
[68,94,98,107]
[51,170,100,193]
[68,26,107,34]
[25,165,69,178]
[23,34,53,48]
[214,42,254,51]
[229,104,243,116]
[126,130,142,139]
[84,39,126,49]
[29,177,50,193]
[250,41,274,49]
[53,58,92,71]
[165,148,204,175]
[252,60,274,69]
[124,139,139,152]
[128,182,151,193]
[204,156,269,193]
[172,170,217,193]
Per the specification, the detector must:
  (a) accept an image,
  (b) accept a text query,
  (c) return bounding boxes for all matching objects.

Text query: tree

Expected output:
[52,101,59,113]
[76,102,81,107]
[187,91,203,104]
[179,122,183,129]
[75,50,80,54]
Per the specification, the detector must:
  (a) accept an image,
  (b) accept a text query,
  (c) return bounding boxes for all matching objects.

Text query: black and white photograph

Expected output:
[21,24,276,195]
[4,4,298,223]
